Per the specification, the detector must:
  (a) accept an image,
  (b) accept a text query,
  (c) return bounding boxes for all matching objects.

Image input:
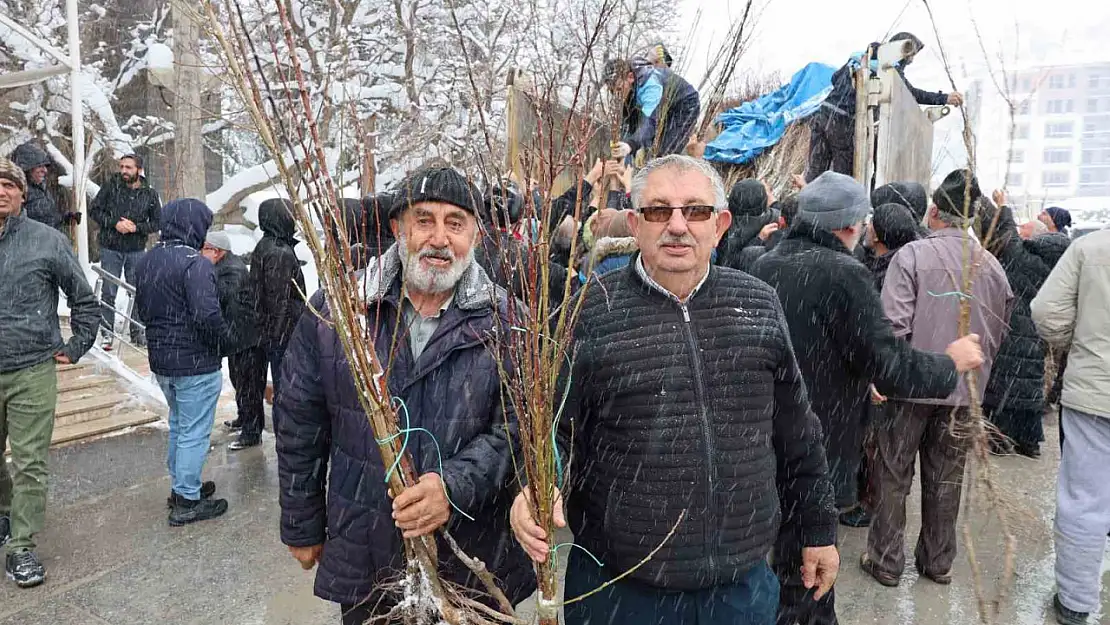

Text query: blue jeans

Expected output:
[157,371,223,500]
[100,247,146,336]
[563,549,779,625]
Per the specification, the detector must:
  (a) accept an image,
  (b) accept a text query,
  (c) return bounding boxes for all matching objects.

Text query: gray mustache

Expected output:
[419,248,454,261]
[658,234,696,247]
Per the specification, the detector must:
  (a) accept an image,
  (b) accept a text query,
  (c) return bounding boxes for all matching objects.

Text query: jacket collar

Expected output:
[927,227,968,239]
[787,220,853,256]
[362,243,503,312]
[0,212,27,241]
[631,252,711,305]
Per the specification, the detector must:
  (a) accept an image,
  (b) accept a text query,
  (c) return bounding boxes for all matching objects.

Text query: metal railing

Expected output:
[90,264,151,381]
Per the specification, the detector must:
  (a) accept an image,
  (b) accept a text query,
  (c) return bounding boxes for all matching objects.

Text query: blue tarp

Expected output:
[704,62,838,165]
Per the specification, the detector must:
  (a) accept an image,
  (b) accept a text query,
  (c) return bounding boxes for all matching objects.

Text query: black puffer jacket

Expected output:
[10,143,64,231]
[250,199,306,351]
[979,205,1054,413]
[750,221,957,506]
[214,253,259,356]
[1027,232,1070,268]
[561,259,837,591]
[717,180,775,272]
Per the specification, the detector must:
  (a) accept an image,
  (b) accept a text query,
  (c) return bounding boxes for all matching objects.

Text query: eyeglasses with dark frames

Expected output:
[638,205,716,223]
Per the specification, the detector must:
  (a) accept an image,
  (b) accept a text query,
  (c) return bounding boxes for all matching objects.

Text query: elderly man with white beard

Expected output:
[275,166,534,624]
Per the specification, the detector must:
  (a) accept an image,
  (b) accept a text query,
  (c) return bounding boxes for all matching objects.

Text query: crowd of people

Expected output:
[0,34,1106,625]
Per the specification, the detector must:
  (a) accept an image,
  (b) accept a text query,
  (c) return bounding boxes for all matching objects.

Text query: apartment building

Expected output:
[978,62,1110,216]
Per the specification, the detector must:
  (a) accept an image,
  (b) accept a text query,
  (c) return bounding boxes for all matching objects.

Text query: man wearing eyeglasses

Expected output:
[510,154,839,625]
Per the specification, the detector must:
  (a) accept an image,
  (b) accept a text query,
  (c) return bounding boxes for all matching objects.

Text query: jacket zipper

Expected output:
[679,302,718,583]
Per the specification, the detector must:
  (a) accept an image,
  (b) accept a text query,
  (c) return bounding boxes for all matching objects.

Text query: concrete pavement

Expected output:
[1,408,1105,625]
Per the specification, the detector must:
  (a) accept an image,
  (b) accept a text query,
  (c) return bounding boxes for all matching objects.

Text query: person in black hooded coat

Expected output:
[717,179,776,272]
[977,202,1061,458]
[242,198,305,435]
[9,142,78,232]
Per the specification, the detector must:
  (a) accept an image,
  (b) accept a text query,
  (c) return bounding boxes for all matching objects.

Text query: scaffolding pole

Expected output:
[67,0,88,266]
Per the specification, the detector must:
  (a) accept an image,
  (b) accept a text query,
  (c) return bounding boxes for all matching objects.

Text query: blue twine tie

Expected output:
[375,397,475,522]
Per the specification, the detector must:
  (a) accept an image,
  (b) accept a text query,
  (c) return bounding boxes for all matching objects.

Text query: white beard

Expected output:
[397,232,475,294]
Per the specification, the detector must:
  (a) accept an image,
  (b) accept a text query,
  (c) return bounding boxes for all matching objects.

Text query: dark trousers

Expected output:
[805,110,855,182]
[564,548,779,625]
[857,410,879,511]
[99,247,145,338]
[340,602,384,625]
[868,402,969,579]
[265,345,287,434]
[773,526,838,625]
[228,347,267,440]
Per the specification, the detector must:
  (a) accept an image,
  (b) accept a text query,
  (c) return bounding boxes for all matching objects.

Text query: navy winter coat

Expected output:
[275,245,535,607]
[134,199,226,377]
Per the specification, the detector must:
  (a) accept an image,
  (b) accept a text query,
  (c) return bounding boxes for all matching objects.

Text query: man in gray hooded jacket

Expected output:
[0,157,99,588]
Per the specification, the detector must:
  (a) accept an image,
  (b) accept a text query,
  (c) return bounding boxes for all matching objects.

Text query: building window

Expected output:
[1043,148,1072,164]
[1046,100,1074,114]
[1069,74,1077,88]
[1085,118,1110,137]
[1091,73,1103,89]
[1050,75,1066,89]
[1043,171,1071,186]
[1021,77,1032,92]
[1010,149,1025,163]
[1007,173,1023,187]
[1082,148,1110,165]
[1079,169,1110,185]
[1016,100,1031,115]
[1045,121,1074,138]
[1015,124,1030,140]
[1089,98,1100,113]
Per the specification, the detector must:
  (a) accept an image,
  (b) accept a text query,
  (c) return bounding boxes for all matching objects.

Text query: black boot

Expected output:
[5,550,46,588]
[169,497,229,527]
[224,419,242,431]
[166,481,217,509]
[0,515,9,547]
[839,505,872,528]
[228,436,262,451]
[1053,594,1089,625]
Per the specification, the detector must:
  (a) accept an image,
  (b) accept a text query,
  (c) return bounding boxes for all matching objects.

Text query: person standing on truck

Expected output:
[604,57,701,160]
[803,32,964,183]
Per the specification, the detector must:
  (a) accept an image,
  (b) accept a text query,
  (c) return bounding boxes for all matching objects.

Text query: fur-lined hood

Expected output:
[589,236,638,266]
